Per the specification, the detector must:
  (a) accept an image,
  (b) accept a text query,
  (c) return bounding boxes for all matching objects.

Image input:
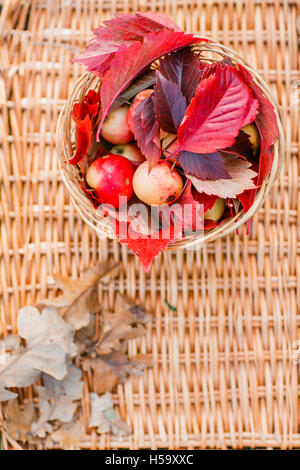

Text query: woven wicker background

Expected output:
[1,0,299,450]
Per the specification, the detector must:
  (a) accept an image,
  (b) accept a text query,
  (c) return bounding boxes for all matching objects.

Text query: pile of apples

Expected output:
[86,89,258,223]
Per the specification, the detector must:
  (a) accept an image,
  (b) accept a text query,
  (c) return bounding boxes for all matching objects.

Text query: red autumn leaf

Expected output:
[188,154,257,198]
[127,94,161,166]
[179,150,231,180]
[237,64,278,182]
[71,12,183,75]
[178,64,259,154]
[173,180,218,232]
[84,89,100,119]
[235,65,279,213]
[153,71,187,134]
[159,48,203,103]
[118,222,182,272]
[69,102,93,165]
[222,129,255,161]
[97,30,204,140]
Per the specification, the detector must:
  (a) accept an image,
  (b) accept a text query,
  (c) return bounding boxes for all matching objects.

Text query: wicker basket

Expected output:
[56,40,285,250]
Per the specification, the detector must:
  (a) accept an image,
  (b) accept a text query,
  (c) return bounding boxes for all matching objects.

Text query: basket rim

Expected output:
[56,39,285,251]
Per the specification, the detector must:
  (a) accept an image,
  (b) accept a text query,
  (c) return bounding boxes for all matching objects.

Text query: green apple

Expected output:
[204,198,225,221]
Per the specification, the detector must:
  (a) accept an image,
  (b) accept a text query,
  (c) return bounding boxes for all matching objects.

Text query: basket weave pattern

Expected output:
[0,0,299,449]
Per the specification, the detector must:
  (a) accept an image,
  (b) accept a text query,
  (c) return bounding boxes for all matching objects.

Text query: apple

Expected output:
[241,123,259,155]
[110,143,145,164]
[133,161,183,206]
[127,89,154,129]
[161,134,180,164]
[204,198,225,221]
[101,104,133,144]
[86,154,135,208]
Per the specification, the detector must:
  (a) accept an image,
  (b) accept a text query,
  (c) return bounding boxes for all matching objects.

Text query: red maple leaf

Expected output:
[178,64,259,154]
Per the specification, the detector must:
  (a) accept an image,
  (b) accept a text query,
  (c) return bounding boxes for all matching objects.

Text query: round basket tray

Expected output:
[56,39,285,251]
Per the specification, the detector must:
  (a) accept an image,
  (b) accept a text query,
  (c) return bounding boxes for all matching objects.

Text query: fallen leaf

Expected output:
[0,388,17,402]
[31,365,83,438]
[51,419,87,450]
[178,64,259,154]
[97,293,151,354]
[89,392,131,436]
[0,307,77,396]
[188,155,257,198]
[82,351,152,395]
[4,399,36,442]
[31,386,53,438]
[38,262,120,330]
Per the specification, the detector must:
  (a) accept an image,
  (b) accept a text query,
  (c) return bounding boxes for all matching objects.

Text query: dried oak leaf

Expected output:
[51,419,87,450]
[97,293,151,354]
[38,262,120,330]
[0,306,77,399]
[4,399,36,443]
[82,351,152,395]
[89,392,131,437]
[31,365,83,438]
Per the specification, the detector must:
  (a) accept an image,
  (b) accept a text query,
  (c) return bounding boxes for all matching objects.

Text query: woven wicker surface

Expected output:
[0,0,299,450]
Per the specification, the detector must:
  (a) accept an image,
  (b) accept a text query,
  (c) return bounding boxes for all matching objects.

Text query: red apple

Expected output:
[133,161,183,206]
[101,104,133,144]
[86,154,134,208]
[110,143,145,164]
[127,89,154,129]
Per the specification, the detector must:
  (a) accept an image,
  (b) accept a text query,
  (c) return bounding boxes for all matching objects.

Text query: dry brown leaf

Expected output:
[38,262,120,330]
[31,365,83,438]
[4,399,37,442]
[0,307,77,400]
[89,392,131,437]
[82,352,152,395]
[51,419,87,450]
[97,293,151,354]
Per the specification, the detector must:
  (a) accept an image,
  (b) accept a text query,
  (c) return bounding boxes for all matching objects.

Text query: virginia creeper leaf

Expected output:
[188,155,257,198]
[178,64,259,154]
[235,65,279,212]
[222,129,255,161]
[179,150,231,180]
[128,94,161,166]
[70,102,92,165]
[153,70,187,134]
[118,223,182,272]
[97,30,204,139]
[159,48,203,103]
[71,12,183,75]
